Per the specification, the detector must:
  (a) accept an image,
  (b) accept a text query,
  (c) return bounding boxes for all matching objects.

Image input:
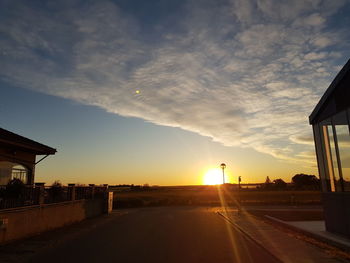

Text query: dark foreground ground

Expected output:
[0,207,280,263]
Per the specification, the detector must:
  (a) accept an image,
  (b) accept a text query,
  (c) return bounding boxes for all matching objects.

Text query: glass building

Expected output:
[309,59,350,237]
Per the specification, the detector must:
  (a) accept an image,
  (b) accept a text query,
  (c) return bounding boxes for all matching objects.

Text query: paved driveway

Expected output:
[1,207,280,263]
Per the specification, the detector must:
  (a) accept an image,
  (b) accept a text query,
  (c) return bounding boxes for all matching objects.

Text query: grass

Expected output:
[111,185,322,208]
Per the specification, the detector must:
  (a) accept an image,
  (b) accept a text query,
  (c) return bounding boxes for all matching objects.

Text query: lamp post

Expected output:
[238,175,242,212]
[220,163,226,184]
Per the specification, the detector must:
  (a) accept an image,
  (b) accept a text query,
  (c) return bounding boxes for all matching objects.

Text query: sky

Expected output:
[1,0,350,186]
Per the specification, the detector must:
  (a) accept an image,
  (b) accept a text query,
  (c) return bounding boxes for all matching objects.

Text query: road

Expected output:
[18,207,280,263]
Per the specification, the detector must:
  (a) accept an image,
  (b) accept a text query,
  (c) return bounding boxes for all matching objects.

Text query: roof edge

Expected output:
[309,59,350,124]
[0,128,57,155]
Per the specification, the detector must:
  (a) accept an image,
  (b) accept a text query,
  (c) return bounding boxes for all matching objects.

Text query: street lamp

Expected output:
[220,163,226,184]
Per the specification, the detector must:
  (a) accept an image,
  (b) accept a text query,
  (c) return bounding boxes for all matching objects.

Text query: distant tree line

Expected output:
[262,173,320,190]
[109,184,153,191]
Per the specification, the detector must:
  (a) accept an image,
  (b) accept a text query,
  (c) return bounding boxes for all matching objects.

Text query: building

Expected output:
[309,59,350,237]
[0,128,56,185]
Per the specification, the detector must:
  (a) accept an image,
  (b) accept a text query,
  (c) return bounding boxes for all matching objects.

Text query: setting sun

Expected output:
[203,168,225,185]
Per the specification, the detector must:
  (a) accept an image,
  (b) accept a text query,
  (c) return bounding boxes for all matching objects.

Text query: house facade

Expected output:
[0,128,56,185]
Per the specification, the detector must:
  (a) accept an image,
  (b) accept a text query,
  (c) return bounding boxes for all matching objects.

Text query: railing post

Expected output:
[35,182,45,205]
[24,184,32,206]
[68,184,76,201]
[101,184,113,214]
[105,191,113,214]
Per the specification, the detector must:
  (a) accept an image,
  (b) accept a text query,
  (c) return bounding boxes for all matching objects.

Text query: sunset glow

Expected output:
[203,168,224,185]
[1,0,349,186]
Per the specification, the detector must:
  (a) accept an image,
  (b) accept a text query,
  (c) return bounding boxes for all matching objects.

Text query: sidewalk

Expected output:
[217,209,348,263]
[266,217,350,252]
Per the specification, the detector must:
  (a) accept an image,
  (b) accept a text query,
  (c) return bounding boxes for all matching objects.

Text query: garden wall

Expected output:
[0,198,107,244]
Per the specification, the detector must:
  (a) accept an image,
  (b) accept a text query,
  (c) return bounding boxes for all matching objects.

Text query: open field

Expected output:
[111,185,322,208]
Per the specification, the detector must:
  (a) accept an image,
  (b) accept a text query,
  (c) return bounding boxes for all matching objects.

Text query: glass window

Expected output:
[327,125,342,191]
[0,161,28,185]
[11,165,28,184]
[320,118,336,192]
[313,124,330,191]
[318,110,350,192]
[334,110,350,191]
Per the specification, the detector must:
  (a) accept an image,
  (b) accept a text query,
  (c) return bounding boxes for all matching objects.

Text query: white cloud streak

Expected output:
[0,0,349,164]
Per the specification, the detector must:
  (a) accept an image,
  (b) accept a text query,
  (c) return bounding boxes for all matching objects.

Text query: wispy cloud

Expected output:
[0,0,349,164]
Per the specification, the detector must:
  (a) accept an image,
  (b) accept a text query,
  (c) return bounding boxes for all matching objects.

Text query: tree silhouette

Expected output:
[263,176,272,189]
[292,174,320,190]
[273,179,287,190]
[50,180,63,201]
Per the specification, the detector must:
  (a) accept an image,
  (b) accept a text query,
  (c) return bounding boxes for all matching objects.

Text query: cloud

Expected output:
[231,0,255,24]
[289,135,315,145]
[0,0,350,165]
[300,13,326,27]
[304,51,328,61]
[311,36,333,48]
[296,151,317,165]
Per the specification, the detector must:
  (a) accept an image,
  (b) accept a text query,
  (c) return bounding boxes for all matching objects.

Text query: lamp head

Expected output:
[220,163,226,169]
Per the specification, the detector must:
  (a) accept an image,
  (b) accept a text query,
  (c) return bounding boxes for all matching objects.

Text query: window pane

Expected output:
[328,126,342,191]
[335,124,350,191]
[0,162,27,185]
[11,165,28,184]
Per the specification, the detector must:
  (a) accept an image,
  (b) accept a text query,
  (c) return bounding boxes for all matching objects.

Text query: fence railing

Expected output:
[0,184,108,210]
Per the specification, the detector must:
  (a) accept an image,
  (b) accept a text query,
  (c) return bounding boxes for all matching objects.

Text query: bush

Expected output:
[6,178,25,198]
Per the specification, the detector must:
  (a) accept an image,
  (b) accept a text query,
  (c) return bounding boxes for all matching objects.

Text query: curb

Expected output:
[216,211,283,263]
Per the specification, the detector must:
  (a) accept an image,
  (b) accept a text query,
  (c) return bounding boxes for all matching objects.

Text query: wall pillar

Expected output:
[89,184,95,199]
[68,184,76,201]
[35,182,45,205]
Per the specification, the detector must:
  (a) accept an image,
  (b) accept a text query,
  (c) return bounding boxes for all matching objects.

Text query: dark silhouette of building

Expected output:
[309,59,350,237]
[0,128,56,185]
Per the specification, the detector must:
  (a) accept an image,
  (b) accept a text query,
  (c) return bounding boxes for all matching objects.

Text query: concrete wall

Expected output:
[322,192,350,237]
[0,199,105,244]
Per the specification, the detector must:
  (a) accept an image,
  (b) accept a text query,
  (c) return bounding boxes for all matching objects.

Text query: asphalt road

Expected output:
[23,207,280,263]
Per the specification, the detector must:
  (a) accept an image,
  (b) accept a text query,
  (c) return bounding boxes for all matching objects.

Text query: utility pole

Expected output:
[238,176,242,212]
[220,163,226,184]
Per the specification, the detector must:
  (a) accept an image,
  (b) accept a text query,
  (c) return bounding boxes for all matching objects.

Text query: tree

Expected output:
[263,176,272,189]
[51,180,62,187]
[265,176,271,184]
[50,180,63,201]
[292,174,320,190]
[273,179,287,190]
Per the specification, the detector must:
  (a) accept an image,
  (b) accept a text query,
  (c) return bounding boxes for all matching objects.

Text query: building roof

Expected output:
[309,59,350,124]
[0,128,57,155]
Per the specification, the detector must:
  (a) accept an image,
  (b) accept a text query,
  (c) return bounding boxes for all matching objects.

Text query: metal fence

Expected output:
[0,184,108,210]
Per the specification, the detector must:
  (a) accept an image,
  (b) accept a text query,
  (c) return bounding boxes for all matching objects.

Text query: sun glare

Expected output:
[203,168,224,185]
